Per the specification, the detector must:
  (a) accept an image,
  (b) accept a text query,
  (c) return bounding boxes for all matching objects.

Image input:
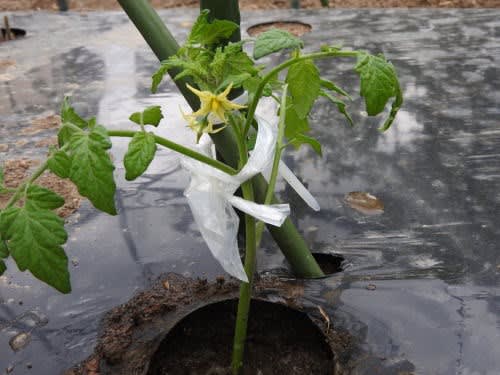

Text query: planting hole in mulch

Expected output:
[147,299,335,375]
[1,28,26,41]
[66,275,356,375]
[1,16,26,42]
[312,252,344,276]
[247,21,312,37]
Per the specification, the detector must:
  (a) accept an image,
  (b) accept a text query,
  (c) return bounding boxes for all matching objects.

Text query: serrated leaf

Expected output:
[286,59,320,119]
[60,97,87,129]
[0,234,8,258]
[129,106,164,127]
[290,133,323,156]
[285,104,310,140]
[320,79,352,99]
[151,64,169,93]
[320,90,354,127]
[253,29,303,60]
[188,10,239,46]
[124,132,157,181]
[26,185,65,210]
[48,150,71,178]
[243,76,273,102]
[224,50,257,77]
[380,84,403,131]
[219,73,252,90]
[58,124,80,147]
[0,207,70,293]
[68,126,116,215]
[354,53,402,126]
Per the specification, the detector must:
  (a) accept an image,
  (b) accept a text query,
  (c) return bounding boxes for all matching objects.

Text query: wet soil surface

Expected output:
[1,0,498,11]
[65,274,353,375]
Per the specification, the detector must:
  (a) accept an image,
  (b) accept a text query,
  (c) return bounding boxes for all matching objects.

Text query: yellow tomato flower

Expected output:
[186,83,246,123]
[181,110,226,142]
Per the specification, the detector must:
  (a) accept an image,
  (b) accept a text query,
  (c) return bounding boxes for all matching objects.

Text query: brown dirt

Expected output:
[65,274,356,375]
[0,158,82,218]
[1,113,82,217]
[0,0,498,11]
[20,114,61,136]
[248,21,312,37]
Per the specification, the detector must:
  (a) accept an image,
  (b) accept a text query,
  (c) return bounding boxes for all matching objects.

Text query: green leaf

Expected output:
[68,125,116,215]
[243,76,274,102]
[246,132,257,151]
[286,59,320,119]
[290,133,323,157]
[0,261,5,276]
[320,90,354,127]
[253,29,303,60]
[124,132,157,181]
[188,10,239,46]
[157,54,210,90]
[211,42,257,89]
[151,64,169,94]
[354,53,403,130]
[129,106,164,127]
[0,206,70,293]
[284,104,310,140]
[60,97,87,129]
[320,79,352,99]
[0,165,6,193]
[223,50,257,78]
[57,125,77,147]
[219,73,252,90]
[48,150,71,179]
[0,233,8,258]
[26,185,65,210]
[380,85,403,131]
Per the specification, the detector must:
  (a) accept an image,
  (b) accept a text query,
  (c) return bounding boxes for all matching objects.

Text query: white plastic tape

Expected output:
[181,118,289,282]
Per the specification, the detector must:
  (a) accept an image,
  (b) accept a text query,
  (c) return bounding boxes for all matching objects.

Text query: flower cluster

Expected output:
[183,83,246,140]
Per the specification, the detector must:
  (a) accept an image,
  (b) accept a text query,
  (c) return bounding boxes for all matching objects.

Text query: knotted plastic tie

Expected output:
[181,117,290,282]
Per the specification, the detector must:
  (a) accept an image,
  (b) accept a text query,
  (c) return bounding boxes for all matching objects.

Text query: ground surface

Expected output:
[0,0,498,11]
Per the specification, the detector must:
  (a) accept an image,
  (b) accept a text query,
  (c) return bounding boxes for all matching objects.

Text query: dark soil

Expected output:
[148,299,334,375]
[312,253,344,275]
[65,274,356,375]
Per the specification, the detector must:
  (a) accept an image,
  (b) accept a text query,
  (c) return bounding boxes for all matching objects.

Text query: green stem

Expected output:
[4,160,50,209]
[231,179,256,375]
[4,143,72,209]
[243,50,359,136]
[231,121,255,375]
[255,84,288,245]
[107,130,237,175]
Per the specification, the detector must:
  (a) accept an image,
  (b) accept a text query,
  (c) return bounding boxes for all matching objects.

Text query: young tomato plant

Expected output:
[0,11,402,373]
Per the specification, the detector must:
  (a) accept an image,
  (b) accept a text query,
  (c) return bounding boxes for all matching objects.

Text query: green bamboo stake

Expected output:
[116,0,324,278]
